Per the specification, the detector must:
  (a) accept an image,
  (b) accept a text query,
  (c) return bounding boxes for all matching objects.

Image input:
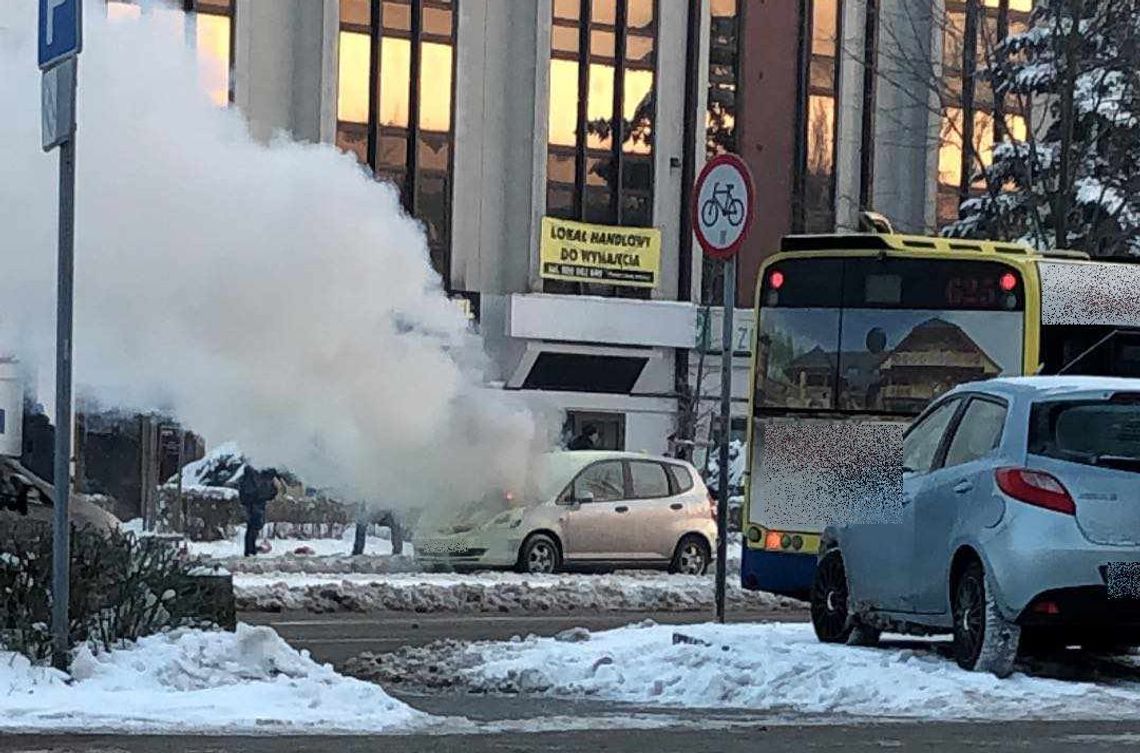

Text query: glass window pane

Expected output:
[668,464,695,493]
[587,62,615,150]
[939,108,964,187]
[340,0,370,29]
[196,13,231,107]
[809,57,836,92]
[630,462,670,499]
[548,58,580,147]
[378,132,407,171]
[423,6,452,37]
[627,0,654,31]
[585,156,615,223]
[380,36,411,128]
[944,400,1006,467]
[591,29,616,59]
[336,124,369,164]
[554,0,581,21]
[419,41,453,132]
[338,31,371,124]
[591,0,616,26]
[625,34,654,63]
[383,1,411,31]
[903,399,961,474]
[623,69,653,155]
[574,461,625,502]
[711,0,736,17]
[812,0,838,53]
[553,25,580,55]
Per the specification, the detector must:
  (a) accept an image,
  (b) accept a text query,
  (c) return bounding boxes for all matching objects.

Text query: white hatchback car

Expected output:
[414,451,718,574]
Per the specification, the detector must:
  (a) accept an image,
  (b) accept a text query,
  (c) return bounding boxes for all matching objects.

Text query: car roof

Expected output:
[947,375,1140,401]
[546,450,692,467]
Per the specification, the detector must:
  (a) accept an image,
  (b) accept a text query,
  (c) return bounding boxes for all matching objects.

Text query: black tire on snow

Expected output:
[811,551,856,644]
[952,560,1020,677]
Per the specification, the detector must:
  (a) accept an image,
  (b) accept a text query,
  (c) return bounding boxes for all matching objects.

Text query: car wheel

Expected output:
[811,550,855,643]
[518,533,561,575]
[669,535,710,575]
[952,560,1020,677]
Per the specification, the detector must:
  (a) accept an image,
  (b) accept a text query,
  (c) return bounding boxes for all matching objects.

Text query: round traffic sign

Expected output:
[692,153,755,260]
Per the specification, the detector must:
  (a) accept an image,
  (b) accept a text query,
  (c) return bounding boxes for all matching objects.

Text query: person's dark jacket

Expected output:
[567,433,597,451]
[238,467,275,516]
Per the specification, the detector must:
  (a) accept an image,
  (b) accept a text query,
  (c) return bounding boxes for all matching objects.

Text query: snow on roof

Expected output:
[172,441,246,488]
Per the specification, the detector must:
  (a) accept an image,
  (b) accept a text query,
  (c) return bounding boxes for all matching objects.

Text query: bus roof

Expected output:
[780,233,1090,261]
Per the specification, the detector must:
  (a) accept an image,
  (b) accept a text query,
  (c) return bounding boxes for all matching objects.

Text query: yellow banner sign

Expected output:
[539,217,661,288]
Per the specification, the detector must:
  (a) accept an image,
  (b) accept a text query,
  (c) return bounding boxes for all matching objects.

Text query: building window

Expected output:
[106,0,234,107]
[700,0,740,305]
[545,0,657,297]
[336,0,457,285]
[937,0,1032,228]
[795,0,842,233]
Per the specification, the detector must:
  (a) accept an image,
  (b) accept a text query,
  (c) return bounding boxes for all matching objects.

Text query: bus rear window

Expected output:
[757,257,1025,415]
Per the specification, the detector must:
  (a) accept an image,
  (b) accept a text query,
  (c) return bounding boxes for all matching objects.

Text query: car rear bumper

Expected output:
[982,507,1140,621]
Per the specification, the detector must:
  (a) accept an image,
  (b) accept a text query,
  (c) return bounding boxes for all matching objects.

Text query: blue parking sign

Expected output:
[39,0,82,70]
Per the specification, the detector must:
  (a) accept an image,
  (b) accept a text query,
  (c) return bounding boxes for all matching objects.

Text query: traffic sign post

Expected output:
[691,154,755,624]
[39,0,82,672]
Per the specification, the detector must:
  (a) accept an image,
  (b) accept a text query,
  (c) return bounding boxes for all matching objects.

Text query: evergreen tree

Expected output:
[944,0,1140,257]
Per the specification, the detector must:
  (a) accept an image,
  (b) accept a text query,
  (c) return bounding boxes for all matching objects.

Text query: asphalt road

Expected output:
[7,722,1140,752]
[240,607,809,666]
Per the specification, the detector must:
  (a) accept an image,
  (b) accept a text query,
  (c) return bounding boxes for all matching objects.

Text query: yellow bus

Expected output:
[741,232,1140,596]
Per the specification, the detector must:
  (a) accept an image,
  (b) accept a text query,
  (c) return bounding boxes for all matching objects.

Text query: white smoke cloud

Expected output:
[0,2,552,508]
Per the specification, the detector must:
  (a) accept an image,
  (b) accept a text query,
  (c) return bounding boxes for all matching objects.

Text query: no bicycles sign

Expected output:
[692,153,755,261]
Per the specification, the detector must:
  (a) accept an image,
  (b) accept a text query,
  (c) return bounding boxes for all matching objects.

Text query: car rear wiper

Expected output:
[1091,455,1140,473]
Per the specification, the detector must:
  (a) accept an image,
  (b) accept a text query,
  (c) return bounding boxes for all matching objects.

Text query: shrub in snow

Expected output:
[944,0,1140,257]
[0,518,232,663]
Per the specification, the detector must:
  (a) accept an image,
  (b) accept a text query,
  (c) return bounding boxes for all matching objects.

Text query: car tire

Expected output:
[811,550,855,644]
[952,560,1020,678]
[669,535,711,575]
[517,533,561,575]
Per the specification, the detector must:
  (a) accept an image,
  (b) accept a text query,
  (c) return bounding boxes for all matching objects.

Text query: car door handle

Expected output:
[614,506,629,513]
[670,503,683,511]
[954,480,974,494]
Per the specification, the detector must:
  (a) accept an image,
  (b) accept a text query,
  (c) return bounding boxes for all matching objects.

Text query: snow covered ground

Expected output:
[187,525,411,560]
[233,569,799,614]
[0,624,430,734]
[351,622,1140,722]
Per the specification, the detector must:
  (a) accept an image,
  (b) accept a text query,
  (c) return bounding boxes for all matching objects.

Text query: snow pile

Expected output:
[0,624,428,734]
[234,571,803,614]
[358,622,1140,721]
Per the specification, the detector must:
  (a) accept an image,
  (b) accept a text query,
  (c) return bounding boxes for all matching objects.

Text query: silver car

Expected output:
[812,377,1140,677]
[414,451,718,575]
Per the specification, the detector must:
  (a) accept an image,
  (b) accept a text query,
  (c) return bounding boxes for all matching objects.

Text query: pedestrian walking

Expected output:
[239,466,279,556]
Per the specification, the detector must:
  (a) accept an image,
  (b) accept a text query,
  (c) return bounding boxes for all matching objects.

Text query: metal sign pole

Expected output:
[714,256,736,624]
[51,88,77,672]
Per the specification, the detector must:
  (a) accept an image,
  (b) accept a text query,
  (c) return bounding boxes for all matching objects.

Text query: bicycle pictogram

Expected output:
[700,181,745,229]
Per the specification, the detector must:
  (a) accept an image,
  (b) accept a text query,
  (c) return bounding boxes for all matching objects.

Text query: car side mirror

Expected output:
[576,491,595,505]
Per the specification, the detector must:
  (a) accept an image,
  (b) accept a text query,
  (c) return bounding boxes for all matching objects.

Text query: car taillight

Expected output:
[707,493,717,521]
[995,467,1076,515]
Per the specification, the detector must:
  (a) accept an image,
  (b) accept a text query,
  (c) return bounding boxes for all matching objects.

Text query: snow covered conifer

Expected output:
[943,0,1140,257]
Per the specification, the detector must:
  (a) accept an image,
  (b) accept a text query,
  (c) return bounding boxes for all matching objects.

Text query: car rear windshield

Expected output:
[1028,398,1140,471]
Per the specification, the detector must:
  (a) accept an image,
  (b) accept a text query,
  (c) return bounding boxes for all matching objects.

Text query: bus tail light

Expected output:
[995,467,1076,515]
[768,270,786,290]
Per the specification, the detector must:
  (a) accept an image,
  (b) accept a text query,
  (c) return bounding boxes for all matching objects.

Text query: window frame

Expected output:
[336,0,458,289]
[793,0,844,234]
[939,393,1010,470]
